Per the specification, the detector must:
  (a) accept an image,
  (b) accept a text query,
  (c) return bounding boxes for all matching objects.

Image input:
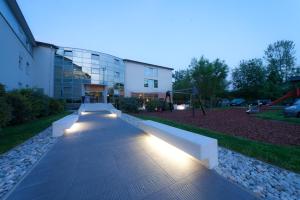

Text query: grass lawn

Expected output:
[255,110,300,124]
[0,111,71,154]
[136,115,300,173]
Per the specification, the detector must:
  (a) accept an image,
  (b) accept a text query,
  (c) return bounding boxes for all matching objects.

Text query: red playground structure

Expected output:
[269,76,300,106]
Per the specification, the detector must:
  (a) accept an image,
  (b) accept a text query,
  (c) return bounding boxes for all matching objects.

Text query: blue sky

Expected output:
[18,0,300,71]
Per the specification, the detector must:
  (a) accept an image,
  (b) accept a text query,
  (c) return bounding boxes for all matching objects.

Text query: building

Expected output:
[124,59,173,100]
[0,0,173,105]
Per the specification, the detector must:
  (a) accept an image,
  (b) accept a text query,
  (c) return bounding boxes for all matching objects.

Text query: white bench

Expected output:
[138,120,218,169]
[78,103,122,117]
[110,108,122,117]
[52,114,79,137]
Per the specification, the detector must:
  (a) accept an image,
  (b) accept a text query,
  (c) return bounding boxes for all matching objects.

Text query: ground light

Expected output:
[144,134,197,169]
[64,122,83,135]
[105,113,118,118]
[80,111,89,115]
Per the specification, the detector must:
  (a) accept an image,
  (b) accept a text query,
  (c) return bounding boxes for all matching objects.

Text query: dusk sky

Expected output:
[18,0,300,71]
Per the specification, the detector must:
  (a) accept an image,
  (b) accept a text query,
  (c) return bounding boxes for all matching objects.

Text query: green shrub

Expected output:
[6,92,33,124]
[119,97,139,113]
[49,99,65,114]
[19,89,51,118]
[0,97,12,129]
[145,99,160,112]
[0,84,12,129]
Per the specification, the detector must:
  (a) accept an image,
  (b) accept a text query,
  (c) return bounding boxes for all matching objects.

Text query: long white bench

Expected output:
[78,103,122,117]
[52,114,79,137]
[138,120,218,169]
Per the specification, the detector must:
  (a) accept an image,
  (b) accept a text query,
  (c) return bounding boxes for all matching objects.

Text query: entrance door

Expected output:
[84,84,106,103]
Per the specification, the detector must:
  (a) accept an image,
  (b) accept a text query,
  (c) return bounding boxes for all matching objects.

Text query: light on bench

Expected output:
[80,111,89,115]
[145,134,195,168]
[106,113,117,118]
[65,122,82,134]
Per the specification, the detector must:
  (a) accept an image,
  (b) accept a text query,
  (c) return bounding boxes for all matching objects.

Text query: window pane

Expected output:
[92,68,99,74]
[154,80,158,88]
[148,79,154,88]
[64,50,73,57]
[144,79,148,87]
[91,54,99,60]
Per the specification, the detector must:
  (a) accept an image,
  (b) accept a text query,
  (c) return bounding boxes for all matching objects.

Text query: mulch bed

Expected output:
[138,108,300,146]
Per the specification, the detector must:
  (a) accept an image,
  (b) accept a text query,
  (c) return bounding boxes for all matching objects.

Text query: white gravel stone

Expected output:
[0,127,57,199]
[215,147,300,200]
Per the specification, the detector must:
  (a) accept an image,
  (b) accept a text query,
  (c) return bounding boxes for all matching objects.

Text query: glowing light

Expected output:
[64,123,82,135]
[144,134,195,168]
[80,111,89,115]
[105,113,117,118]
[176,104,186,110]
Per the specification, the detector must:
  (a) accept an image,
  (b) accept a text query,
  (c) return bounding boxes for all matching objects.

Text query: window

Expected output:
[64,50,73,57]
[148,79,154,88]
[144,67,158,77]
[18,55,23,70]
[144,79,158,88]
[154,80,158,88]
[114,72,120,80]
[144,79,148,87]
[92,68,99,74]
[25,62,30,75]
[114,58,120,64]
[91,54,99,60]
[91,54,100,64]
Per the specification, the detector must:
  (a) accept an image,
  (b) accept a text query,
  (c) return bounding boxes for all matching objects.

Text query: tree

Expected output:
[264,40,296,82]
[172,69,192,103]
[191,56,229,107]
[232,59,266,99]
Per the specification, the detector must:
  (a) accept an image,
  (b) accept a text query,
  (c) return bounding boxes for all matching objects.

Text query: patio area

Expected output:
[5,111,257,200]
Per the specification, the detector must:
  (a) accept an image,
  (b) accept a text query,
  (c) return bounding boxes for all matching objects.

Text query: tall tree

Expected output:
[232,59,266,99]
[264,40,296,82]
[191,56,228,106]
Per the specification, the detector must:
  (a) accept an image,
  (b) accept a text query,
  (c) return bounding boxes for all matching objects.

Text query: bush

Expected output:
[119,97,139,113]
[145,99,161,112]
[0,84,12,129]
[6,92,33,124]
[49,99,65,114]
[19,89,50,117]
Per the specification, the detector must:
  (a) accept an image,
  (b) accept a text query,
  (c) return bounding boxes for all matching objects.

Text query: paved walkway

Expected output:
[5,112,257,200]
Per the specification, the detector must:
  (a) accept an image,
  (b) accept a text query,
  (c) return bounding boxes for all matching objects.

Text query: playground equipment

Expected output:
[269,76,300,106]
[247,76,300,114]
[166,86,206,117]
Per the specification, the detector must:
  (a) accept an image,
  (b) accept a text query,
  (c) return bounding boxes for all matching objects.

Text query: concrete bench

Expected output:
[110,108,122,117]
[52,114,79,137]
[78,103,122,117]
[138,120,218,169]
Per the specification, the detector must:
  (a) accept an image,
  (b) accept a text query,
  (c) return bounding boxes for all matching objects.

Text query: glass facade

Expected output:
[54,47,125,103]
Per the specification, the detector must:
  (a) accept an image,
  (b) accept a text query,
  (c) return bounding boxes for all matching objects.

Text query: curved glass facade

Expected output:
[54,47,125,103]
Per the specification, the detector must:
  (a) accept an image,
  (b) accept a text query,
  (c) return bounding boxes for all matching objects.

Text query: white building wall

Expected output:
[32,46,55,97]
[0,13,34,91]
[124,61,172,97]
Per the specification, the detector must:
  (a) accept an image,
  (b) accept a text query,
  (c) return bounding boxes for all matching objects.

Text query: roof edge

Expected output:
[6,0,36,46]
[123,59,173,70]
[36,41,58,49]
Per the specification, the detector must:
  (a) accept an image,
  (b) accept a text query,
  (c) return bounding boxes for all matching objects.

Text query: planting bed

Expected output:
[139,108,300,146]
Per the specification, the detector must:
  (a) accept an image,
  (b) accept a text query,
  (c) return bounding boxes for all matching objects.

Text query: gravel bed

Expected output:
[0,127,57,199]
[215,147,300,200]
[121,113,300,200]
